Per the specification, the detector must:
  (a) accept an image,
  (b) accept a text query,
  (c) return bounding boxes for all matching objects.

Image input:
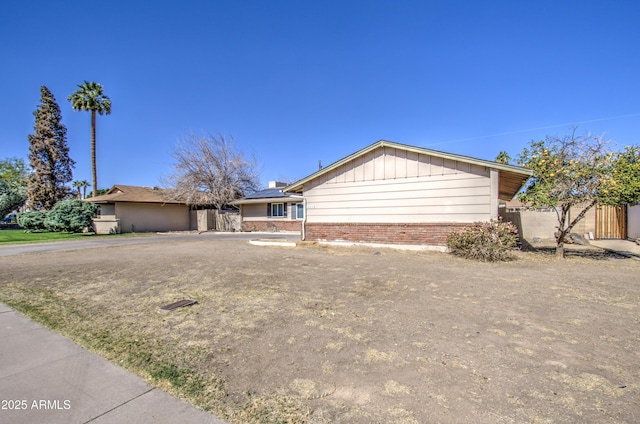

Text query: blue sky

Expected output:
[2,0,639,190]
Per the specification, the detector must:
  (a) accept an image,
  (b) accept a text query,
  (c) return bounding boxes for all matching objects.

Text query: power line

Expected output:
[426,112,640,147]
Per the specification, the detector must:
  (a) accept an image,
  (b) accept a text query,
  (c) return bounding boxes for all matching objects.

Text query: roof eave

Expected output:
[498,169,533,201]
[233,196,302,205]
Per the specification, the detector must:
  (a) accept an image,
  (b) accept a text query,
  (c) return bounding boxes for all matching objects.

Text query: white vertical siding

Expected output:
[304,146,492,224]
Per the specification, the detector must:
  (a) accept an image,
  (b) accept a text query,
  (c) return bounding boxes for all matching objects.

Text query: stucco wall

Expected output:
[500,209,558,242]
[242,203,270,220]
[500,205,600,243]
[115,202,190,233]
[98,203,116,216]
[93,217,120,234]
[303,146,495,224]
[629,205,640,239]
[568,205,597,236]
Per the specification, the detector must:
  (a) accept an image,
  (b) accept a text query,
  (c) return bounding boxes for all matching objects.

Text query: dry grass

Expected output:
[1,240,639,423]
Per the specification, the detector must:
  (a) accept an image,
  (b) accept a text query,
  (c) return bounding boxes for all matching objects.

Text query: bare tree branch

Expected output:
[164,133,260,210]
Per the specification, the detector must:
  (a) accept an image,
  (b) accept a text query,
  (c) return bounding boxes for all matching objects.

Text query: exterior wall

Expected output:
[241,203,272,220]
[93,218,120,234]
[629,205,640,239]
[240,202,303,232]
[190,209,216,231]
[303,146,494,225]
[500,204,599,243]
[242,220,302,232]
[98,203,116,216]
[499,208,559,242]
[305,222,472,246]
[216,211,241,231]
[568,205,596,236]
[115,202,190,233]
[93,203,119,234]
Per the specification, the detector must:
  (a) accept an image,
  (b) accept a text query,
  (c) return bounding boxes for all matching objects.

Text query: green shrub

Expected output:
[1,180,27,219]
[446,220,519,262]
[44,199,98,233]
[17,210,49,231]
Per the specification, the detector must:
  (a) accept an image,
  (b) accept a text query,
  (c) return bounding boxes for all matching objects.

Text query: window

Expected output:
[269,203,285,217]
[292,203,304,220]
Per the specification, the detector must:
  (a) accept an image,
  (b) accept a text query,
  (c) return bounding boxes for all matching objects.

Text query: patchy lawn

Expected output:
[0,229,92,244]
[0,229,155,244]
[0,240,638,423]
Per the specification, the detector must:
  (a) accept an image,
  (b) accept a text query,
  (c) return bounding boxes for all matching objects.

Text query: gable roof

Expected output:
[283,140,533,200]
[85,185,185,204]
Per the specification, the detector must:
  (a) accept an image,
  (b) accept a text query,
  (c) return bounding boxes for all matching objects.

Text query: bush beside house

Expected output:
[447,220,519,262]
[18,199,98,233]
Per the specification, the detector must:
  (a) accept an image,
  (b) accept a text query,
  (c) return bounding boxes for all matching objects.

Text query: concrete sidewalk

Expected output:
[590,239,640,260]
[0,302,226,424]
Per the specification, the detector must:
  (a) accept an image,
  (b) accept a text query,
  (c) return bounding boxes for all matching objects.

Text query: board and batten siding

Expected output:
[303,146,497,224]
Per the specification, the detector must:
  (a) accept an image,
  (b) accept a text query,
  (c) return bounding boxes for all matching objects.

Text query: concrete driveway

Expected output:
[590,239,640,259]
[0,232,300,257]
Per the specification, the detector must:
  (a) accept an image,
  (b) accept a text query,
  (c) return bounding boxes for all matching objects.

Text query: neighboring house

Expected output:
[282,140,533,247]
[233,181,304,232]
[85,185,191,234]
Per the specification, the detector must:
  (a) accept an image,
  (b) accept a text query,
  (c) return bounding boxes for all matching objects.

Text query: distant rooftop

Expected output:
[84,185,183,204]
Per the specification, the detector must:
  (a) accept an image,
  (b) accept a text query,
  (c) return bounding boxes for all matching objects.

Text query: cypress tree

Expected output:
[27,86,75,210]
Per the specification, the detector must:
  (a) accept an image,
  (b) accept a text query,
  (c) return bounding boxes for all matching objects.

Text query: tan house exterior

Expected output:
[233,181,304,232]
[85,185,191,234]
[283,140,533,247]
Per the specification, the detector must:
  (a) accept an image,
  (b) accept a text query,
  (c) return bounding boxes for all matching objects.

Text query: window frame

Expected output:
[269,202,285,218]
[292,203,304,220]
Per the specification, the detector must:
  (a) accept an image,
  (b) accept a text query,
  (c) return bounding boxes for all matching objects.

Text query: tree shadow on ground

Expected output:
[520,241,631,261]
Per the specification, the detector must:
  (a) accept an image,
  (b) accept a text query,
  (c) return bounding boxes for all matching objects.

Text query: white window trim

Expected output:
[293,203,304,220]
[271,202,285,218]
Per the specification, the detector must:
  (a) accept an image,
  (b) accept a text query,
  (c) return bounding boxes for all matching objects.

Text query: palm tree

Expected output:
[79,180,90,199]
[72,180,82,199]
[68,81,111,197]
[72,180,91,199]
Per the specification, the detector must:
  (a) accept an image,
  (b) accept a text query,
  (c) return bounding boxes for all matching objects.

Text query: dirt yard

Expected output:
[1,239,639,423]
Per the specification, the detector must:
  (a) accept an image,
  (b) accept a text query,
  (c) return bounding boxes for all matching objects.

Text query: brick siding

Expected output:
[242,220,302,232]
[305,222,473,246]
